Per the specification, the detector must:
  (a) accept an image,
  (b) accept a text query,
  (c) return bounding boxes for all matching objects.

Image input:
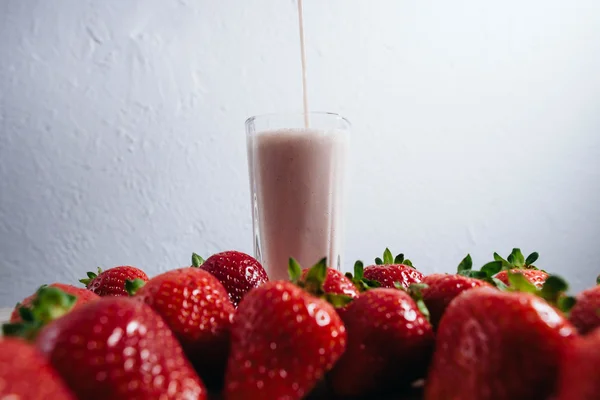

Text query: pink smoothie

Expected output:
[248,128,347,280]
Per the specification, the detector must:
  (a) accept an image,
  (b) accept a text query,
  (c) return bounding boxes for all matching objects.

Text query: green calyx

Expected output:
[79,267,103,286]
[456,254,507,289]
[596,274,600,285]
[374,248,414,268]
[494,248,540,271]
[394,282,431,322]
[125,278,146,296]
[2,285,77,340]
[288,257,353,308]
[344,260,382,292]
[507,271,576,314]
[191,253,205,267]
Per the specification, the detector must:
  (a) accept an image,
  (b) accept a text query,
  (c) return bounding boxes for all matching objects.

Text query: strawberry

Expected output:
[288,258,358,319]
[195,251,269,307]
[361,248,423,289]
[425,275,578,400]
[224,280,346,400]
[329,288,434,397]
[490,248,549,288]
[555,327,600,400]
[131,267,234,389]
[9,283,99,323]
[422,255,493,330]
[80,265,149,297]
[4,285,99,340]
[35,296,206,400]
[300,266,359,299]
[495,268,548,288]
[0,337,75,399]
[569,280,600,334]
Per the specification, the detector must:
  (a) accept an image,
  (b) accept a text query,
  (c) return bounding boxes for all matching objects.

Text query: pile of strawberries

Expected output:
[1,248,599,400]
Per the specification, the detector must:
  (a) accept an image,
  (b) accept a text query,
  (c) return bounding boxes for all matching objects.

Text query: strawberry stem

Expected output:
[125,278,146,296]
[78,267,103,286]
[191,253,205,268]
[2,286,77,340]
[289,258,353,308]
[346,260,381,292]
[375,248,414,267]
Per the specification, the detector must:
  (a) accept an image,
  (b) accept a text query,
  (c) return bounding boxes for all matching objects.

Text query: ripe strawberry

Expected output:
[495,269,548,288]
[9,283,99,323]
[555,327,600,400]
[0,338,75,399]
[224,280,346,400]
[569,282,600,334]
[35,296,206,400]
[490,248,548,288]
[289,258,358,319]
[425,278,578,400]
[329,288,434,397]
[421,254,500,330]
[300,267,359,299]
[423,277,491,331]
[195,251,268,307]
[132,267,234,389]
[361,248,423,289]
[80,265,149,297]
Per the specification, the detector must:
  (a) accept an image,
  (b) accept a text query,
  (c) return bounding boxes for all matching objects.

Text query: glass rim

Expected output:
[245,111,351,128]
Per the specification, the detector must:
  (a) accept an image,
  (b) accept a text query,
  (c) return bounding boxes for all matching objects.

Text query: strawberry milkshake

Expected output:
[246,114,349,280]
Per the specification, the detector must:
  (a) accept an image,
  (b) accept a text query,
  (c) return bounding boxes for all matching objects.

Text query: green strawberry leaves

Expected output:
[457,254,473,274]
[507,271,576,314]
[495,248,540,271]
[79,267,103,286]
[289,258,353,308]
[125,278,146,296]
[596,274,600,285]
[191,253,205,267]
[345,260,382,292]
[525,252,540,266]
[2,285,77,340]
[507,248,525,267]
[375,248,413,267]
[456,254,506,288]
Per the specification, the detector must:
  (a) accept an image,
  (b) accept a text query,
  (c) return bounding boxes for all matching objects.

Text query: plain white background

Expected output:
[1,0,599,306]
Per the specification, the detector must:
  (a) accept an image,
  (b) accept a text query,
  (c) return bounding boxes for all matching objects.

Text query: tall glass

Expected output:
[246,112,350,280]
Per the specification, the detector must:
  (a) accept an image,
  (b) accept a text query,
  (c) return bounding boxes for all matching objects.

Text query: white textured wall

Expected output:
[1,0,600,305]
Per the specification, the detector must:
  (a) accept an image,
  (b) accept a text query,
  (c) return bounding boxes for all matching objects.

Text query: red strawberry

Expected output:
[490,248,548,288]
[132,267,234,388]
[80,266,149,297]
[425,276,578,400]
[495,269,548,288]
[195,251,268,307]
[35,296,206,400]
[224,280,346,400]
[555,327,600,400]
[289,258,358,319]
[300,267,359,299]
[0,338,75,399]
[10,283,99,323]
[329,288,434,397]
[422,254,495,330]
[362,249,423,289]
[569,282,600,334]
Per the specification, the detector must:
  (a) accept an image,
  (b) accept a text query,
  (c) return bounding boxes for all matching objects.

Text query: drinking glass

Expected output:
[246,112,350,280]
